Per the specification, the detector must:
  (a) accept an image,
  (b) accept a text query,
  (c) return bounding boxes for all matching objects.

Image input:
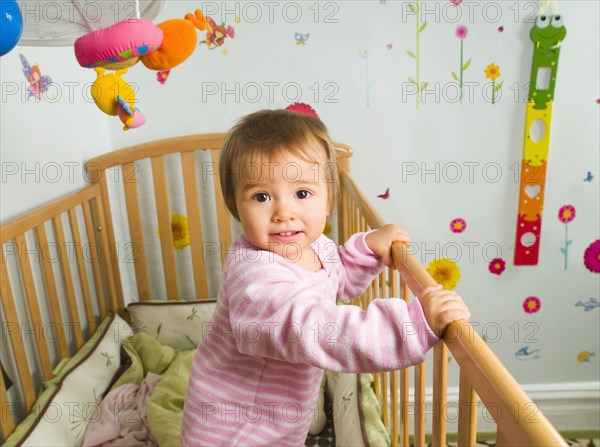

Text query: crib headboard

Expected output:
[84,133,352,311]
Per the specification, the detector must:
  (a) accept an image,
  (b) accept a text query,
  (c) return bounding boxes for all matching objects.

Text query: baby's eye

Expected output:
[252,192,270,202]
[296,190,311,199]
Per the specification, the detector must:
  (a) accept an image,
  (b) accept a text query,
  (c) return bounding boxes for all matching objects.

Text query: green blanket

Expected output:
[111,333,194,447]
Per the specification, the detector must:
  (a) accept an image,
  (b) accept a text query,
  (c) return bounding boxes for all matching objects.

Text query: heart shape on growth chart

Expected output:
[525,184,541,198]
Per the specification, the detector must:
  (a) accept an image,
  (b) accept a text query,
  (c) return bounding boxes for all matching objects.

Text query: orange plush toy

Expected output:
[141,9,207,71]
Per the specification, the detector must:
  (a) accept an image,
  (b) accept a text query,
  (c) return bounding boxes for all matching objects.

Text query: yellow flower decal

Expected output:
[158,213,190,250]
[426,258,461,290]
[484,63,501,81]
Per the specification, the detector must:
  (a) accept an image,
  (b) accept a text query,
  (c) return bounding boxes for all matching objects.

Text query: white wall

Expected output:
[1,0,598,429]
[0,46,111,221]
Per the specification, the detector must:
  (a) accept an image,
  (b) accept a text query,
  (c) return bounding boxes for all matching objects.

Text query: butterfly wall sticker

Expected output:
[20,54,52,101]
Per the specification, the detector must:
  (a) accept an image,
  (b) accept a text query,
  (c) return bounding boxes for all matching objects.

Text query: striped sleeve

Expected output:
[332,231,385,301]
[226,254,439,373]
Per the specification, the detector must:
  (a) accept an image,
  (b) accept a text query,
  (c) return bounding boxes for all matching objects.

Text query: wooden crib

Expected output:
[0,134,567,446]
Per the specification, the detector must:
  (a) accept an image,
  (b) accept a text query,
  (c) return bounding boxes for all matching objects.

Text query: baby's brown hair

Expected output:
[219,109,339,220]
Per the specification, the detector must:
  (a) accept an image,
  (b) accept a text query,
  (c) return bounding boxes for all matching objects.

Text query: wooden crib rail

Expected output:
[339,170,566,447]
[85,133,354,179]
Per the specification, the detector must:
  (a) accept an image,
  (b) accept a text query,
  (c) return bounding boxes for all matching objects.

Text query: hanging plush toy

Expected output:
[91,68,146,131]
[74,10,207,130]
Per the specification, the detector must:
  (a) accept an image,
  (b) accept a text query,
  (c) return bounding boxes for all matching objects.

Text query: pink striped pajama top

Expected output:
[181,232,439,446]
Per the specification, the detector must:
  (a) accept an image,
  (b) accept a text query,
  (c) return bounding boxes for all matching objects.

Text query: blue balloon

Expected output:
[1,0,23,57]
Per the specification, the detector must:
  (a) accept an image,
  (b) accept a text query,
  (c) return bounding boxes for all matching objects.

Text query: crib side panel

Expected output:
[0,184,116,439]
[341,168,568,446]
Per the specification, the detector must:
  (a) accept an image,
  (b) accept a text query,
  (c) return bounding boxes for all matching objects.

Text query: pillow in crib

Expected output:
[2,313,134,447]
[126,299,217,350]
[330,372,391,447]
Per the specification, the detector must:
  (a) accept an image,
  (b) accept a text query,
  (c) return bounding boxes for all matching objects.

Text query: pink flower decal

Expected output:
[523,296,541,314]
[157,70,171,84]
[451,0,463,5]
[488,258,506,275]
[450,218,467,233]
[558,205,576,270]
[558,205,576,223]
[583,240,600,273]
[455,25,468,40]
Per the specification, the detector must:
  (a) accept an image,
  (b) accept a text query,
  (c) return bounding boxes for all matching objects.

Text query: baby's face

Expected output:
[234,146,329,262]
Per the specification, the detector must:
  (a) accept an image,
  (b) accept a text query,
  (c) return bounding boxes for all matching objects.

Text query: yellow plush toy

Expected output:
[91,68,146,130]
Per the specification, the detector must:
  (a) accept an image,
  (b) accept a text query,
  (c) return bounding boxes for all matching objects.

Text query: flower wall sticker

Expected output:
[426,258,461,290]
[450,218,466,233]
[158,213,190,250]
[358,48,375,107]
[157,70,170,84]
[452,25,471,102]
[558,205,575,270]
[583,240,600,273]
[523,296,541,314]
[577,351,595,363]
[484,63,503,104]
[488,257,506,275]
[405,0,428,109]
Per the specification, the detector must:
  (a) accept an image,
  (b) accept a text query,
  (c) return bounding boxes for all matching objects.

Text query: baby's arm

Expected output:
[227,263,439,372]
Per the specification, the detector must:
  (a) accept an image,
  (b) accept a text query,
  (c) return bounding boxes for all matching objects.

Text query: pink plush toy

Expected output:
[74,19,163,69]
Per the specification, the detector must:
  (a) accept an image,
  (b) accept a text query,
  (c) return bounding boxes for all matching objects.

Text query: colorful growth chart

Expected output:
[514,3,566,265]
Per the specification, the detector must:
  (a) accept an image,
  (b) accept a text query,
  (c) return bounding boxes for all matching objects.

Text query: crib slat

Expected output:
[382,371,388,428]
[35,224,69,359]
[414,362,426,447]
[400,279,410,447]
[82,200,107,318]
[0,247,36,410]
[52,215,85,349]
[391,369,399,447]
[211,149,232,264]
[432,342,448,447]
[13,234,53,381]
[97,175,124,311]
[151,156,179,300]
[181,151,209,299]
[68,208,95,336]
[121,163,151,301]
[458,369,478,447]
[0,363,15,438]
[90,196,119,312]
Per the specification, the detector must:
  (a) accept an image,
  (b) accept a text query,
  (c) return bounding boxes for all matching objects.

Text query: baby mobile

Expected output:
[74,5,233,131]
[513,0,566,265]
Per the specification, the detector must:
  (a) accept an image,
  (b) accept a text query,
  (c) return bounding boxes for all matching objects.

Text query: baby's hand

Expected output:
[418,285,471,337]
[365,224,410,268]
